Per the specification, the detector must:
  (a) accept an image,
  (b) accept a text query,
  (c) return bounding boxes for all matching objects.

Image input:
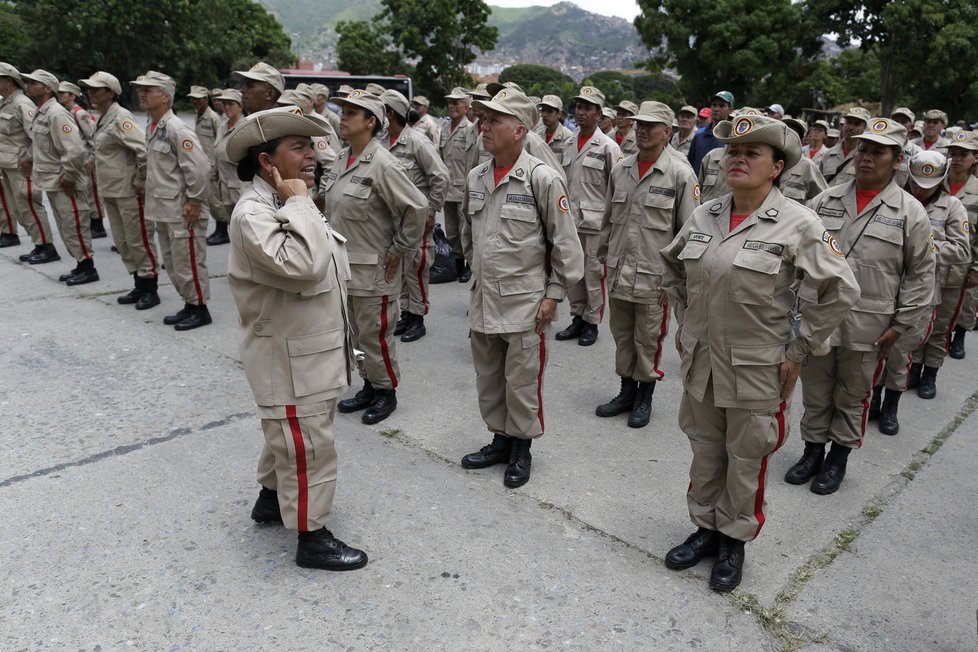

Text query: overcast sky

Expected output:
[492,0,641,20]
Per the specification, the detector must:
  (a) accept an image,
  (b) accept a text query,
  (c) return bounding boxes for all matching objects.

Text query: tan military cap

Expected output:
[216,89,242,105]
[0,62,24,89]
[486,81,523,97]
[364,82,386,95]
[573,86,605,108]
[79,71,122,95]
[602,107,616,120]
[714,114,802,170]
[310,83,329,99]
[616,100,639,116]
[812,119,831,132]
[678,105,697,117]
[334,89,386,124]
[294,83,316,102]
[891,107,915,123]
[947,130,978,151]
[922,109,948,124]
[468,83,491,100]
[626,101,674,126]
[735,106,763,117]
[827,128,841,138]
[337,84,354,97]
[855,117,907,148]
[304,110,335,135]
[20,69,59,92]
[187,85,210,99]
[908,150,948,188]
[783,117,808,138]
[210,88,223,98]
[410,95,429,107]
[472,87,537,132]
[445,86,470,101]
[276,89,309,109]
[537,95,563,111]
[58,81,83,96]
[226,106,331,164]
[844,107,871,123]
[130,71,176,96]
[380,89,410,118]
[233,62,284,94]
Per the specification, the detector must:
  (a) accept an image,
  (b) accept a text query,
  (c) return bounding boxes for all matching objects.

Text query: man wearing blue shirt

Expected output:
[687,91,734,174]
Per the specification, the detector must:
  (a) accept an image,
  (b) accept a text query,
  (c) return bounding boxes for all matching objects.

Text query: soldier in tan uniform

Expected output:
[439,87,479,282]
[458,88,584,487]
[670,105,697,158]
[825,127,840,149]
[187,86,229,245]
[600,107,616,135]
[818,107,870,187]
[890,108,922,188]
[225,107,367,571]
[556,86,623,346]
[80,71,160,309]
[660,115,859,592]
[613,101,639,157]
[780,118,828,203]
[233,62,284,115]
[0,63,57,262]
[945,131,978,357]
[789,118,935,495]
[132,71,212,330]
[595,102,698,428]
[57,81,105,239]
[411,96,441,146]
[212,89,245,219]
[209,89,224,117]
[380,89,450,342]
[22,69,99,285]
[802,119,830,166]
[912,109,951,155]
[322,91,427,424]
[536,95,573,161]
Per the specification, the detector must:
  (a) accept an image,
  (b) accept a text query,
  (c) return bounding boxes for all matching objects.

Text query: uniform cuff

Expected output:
[785,340,806,363]
[545,282,566,301]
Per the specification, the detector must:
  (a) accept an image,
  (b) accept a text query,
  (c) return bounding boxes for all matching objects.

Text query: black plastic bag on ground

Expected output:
[429,223,457,284]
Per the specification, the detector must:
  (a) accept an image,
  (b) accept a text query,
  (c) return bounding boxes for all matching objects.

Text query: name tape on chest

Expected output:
[743,240,785,256]
[874,215,903,228]
[350,175,373,187]
[928,218,946,229]
[688,232,713,244]
[469,190,486,202]
[586,151,604,160]
[818,207,845,219]
[648,186,676,197]
[785,180,805,190]
[506,193,534,205]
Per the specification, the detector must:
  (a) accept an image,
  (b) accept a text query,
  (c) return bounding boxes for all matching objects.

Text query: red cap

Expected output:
[698,107,712,119]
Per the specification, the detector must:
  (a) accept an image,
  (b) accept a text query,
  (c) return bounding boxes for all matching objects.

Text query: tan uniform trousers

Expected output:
[678,378,788,542]
[207,181,229,224]
[104,196,159,278]
[800,347,883,449]
[470,326,549,440]
[349,294,400,390]
[49,189,92,262]
[87,170,104,221]
[256,405,338,532]
[880,307,935,391]
[913,288,966,368]
[0,168,52,244]
[955,287,977,330]
[567,231,606,325]
[156,221,209,305]
[399,234,433,316]
[609,296,669,382]
[442,201,466,261]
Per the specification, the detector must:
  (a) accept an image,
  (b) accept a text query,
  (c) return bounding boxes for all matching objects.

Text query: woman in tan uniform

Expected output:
[946,131,978,358]
[660,115,859,592]
[213,89,244,218]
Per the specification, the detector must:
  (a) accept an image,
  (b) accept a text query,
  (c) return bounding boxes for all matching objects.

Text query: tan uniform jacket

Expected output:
[474,129,566,182]
[599,152,699,303]
[950,175,978,274]
[30,97,87,191]
[320,107,342,142]
[542,122,574,162]
[415,113,441,146]
[93,102,147,198]
[145,109,211,221]
[661,189,860,409]
[697,146,728,204]
[562,128,623,233]
[670,131,694,158]
[922,191,970,289]
[803,144,827,167]
[386,126,449,213]
[321,138,427,297]
[802,180,936,350]
[69,105,96,159]
[818,143,857,187]
[228,176,353,418]
[440,116,478,202]
[781,156,827,204]
[462,148,585,333]
[911,135,951,156]
[214,119,245,206]
[895,141,923,188]
[195,107,221,164]
[313,135,338,173]
[614,127,638,157]
[0,89,36,168]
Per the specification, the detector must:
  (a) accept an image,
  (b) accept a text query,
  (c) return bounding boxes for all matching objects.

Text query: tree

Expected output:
[498,64,573,88]
[335,20,405,76]
[0,2,30,67]
[377,0,498,97]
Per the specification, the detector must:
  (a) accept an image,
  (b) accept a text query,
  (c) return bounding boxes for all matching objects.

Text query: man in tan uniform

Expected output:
[670,105,697,158]
[411,96,441,145]
[0,63,57,262]
[818,107,870,187]
[381,89,450,342]
[536,95,573,161]
[802,119,830,166]
[57,81,104,239]
[440,87,479,283]
[912,109,951,155]
[132,71,212,330]
[233,62,284,115]
[790,118,935,495]
[188,85,230,245]
[613,100,639,157]
[890,107,922,187]
[459,88,584,487]
[22,69,99,285]
[596,101,698,428]
[556,86,623,346]
[225,107,366,570]
[946,132,978,357]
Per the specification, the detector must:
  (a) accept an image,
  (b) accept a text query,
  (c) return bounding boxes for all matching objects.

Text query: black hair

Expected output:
[407,108,420,125]
[236,137,283,182]
[389,109,407,128]
[772,149,787,188]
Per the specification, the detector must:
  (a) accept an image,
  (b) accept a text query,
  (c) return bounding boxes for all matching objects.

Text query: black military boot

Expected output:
[784,442,825,485]
[250,487,283,524]
[867,385,883,421]
[664,527,720,570]
[709,534,746,592]
[206,220,230,246]
[555,315,584,341]
[362,389,397,424]
[906,362,923,390]
[810,443,851,495]
[401,313,427,342]
[595,377,638,417]
[627,381,656,428]
[393,311,411,336]
[503,438,532,488]
[90,217,107,239]
[0,232,21,247]
[174,304,212,331]
[578,322,598,346]
[135,276,161,310]
[65,257,99,286]
[457,261,472,283]
[916,365,938,399]
[949,325,966,360]
[59,264,81,282]
[19,245,42,261]
[338,381,375,413]
[878,389,901,436]
[117,273,142,304]
[296,527,368,571]
[461,433,512,469]
[164,302,194,325]
[27,243,60,264]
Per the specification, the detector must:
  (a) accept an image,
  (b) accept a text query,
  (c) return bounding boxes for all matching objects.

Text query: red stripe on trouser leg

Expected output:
[25,177,47,244]
[136,198,158,276]
[919,307,936,347]
[0,180,13,232]
[187,227,204,304]
[652,296,669,379]
[859,359,886,447]
[598,263,607,322]
[378,295,398,389]
[901,354,912,391]
[417,235,429,315]
[285,405,309,532]
[945,289,967,351]
[90,171,103,218]
[536,331,546,432]
[753,400,787,539]
[69,194,90,259]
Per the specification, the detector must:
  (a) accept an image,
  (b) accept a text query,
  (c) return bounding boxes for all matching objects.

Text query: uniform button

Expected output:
[254,324,262,333]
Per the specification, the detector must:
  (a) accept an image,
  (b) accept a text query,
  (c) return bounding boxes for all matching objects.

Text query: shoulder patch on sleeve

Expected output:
[557,194,570,213]
[28,109,36,118]
[963,219,971,234]
[121,120,134,132]
[693,184,701,201]
[823,231,844,256]
[61,124,72,133]
[181,138,195,151]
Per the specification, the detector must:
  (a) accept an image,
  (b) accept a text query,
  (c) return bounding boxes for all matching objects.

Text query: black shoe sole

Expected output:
[810,482,842,495]
[595,406,631,417]
[251,514,283,524]
[503,475,530,488]
[948,351,965,360]
[664,545,719,570]
[337,403,371,413]
[362,409,395,425]
[709,578,741,592]
[578,337,597,346]
[460,457,509,470]
[296,555,368,571]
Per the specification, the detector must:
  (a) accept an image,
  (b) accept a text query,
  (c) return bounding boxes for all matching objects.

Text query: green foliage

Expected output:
[0,2,30,67]
[498,64,573,88]
[335,20,404,76]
